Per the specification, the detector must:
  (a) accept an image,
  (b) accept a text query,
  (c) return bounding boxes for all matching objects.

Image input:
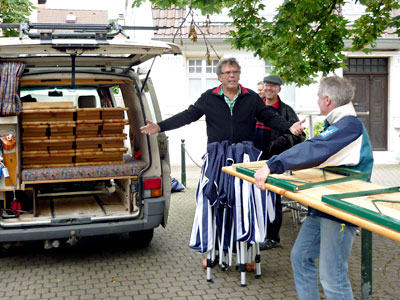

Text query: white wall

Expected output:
[124,1,400,165]
[153,51,400,165]
[388,55,400,159]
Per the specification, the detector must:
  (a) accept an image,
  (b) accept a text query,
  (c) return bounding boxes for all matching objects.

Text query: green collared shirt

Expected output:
[219,86,241,112]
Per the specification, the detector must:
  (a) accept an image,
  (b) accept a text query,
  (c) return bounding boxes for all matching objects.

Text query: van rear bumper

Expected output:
[0,198,165,242]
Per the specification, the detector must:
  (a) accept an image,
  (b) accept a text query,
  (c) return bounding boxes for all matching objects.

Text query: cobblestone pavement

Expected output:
[0,164,399,300]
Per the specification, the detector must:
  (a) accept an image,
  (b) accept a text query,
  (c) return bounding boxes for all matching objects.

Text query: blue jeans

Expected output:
[291,215,356,300]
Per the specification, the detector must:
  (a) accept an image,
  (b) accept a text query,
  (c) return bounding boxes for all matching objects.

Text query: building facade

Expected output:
[28,0,400,165]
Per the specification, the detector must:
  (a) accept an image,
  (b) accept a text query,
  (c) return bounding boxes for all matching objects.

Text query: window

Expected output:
[344,58,388,73]
[188,59,202,73]
[187,59,219,103]
[265,61,275,74]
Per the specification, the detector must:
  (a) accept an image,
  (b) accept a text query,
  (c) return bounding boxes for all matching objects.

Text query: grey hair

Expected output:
[319,76,355,107]
[216,57,241,75]
[257,81,264,86]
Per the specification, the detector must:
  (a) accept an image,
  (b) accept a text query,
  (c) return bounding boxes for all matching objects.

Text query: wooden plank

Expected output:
[101,122,127,135]
[22,108,76,113]
[22,140,48,151]
[76,120,102,124]
[76,122,100,135]
[96,194,127,213]
[22,123,49,128]
[322,189,400,231]
[77,108,102,121]
[222,164,400,242]
[74,161,125,166]
[102,140,124,148]
[36,198,52,217]
[20,78,132,86]
[101,147,127,152]
[22,150,75,165]
[49,127,75,137]
[75,135,126,149]
[52,196,104,216]
[102,119,129,124]
[23,137,75,144]
[22,101,75,109]
[22,136,49,141]
[4,152,17,186]
[22,121,76,126]
[21,126,47,138]
[22,111,75,122]
[49,135,75,140]
[49,123,76,128]
[75,153,124,163]
[102,108,128,120]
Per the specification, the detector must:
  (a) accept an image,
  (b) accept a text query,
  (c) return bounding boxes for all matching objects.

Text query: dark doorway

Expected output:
[344,58,388,151]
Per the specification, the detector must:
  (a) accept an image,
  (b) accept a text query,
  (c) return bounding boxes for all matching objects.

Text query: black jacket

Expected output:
[255,97,306,159]
[158,85,294,144]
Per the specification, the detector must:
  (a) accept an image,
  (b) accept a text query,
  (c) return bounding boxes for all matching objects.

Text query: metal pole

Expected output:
[361,229,372,300]
[181,139,186,187]
[309,115,314,138]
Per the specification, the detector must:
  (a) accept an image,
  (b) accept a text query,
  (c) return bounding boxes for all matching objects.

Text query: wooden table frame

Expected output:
[222,162,400,300]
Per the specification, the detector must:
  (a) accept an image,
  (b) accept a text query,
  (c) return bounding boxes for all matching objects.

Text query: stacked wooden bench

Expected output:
[21,102,129,168]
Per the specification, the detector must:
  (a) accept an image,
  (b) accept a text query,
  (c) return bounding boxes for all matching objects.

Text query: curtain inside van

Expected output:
[0,62,25,115]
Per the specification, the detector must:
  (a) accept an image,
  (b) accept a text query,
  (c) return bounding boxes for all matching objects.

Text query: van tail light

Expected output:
[143,177,162,198]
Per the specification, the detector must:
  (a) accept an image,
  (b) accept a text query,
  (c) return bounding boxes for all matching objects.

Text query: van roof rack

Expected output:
[0,22,167,41]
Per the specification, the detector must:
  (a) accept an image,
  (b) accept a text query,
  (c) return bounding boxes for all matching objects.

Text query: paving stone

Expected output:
[0,165,398,300]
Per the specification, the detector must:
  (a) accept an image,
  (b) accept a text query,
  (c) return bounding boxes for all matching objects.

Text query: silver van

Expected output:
[0,23,180,251]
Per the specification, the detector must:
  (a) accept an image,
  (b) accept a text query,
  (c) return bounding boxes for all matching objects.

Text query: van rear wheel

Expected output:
[128,229,154,248]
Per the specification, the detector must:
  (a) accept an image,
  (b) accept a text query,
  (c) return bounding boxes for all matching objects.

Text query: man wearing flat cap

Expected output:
[255,74,305,250]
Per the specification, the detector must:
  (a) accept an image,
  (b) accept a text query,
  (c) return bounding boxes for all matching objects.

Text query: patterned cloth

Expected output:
[22,157,147,182]
[0,62,25,115]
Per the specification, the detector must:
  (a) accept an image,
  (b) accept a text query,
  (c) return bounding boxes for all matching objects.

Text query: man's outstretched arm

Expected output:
[140,120,160,135]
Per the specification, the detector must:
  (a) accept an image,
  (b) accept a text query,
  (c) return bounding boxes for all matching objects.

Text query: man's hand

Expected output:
[140,120,161,135]
[289,119,306,136]
[254,164,271,190]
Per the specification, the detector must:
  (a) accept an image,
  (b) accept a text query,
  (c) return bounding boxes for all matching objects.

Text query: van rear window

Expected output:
[20,89,101,108]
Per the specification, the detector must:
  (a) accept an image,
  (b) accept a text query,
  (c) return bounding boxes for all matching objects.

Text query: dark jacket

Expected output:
[255,97,305,159]
[158,85,294,144]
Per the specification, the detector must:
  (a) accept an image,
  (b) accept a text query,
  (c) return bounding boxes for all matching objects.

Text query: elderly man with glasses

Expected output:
[141,57,305,140]
[141,57,305,270]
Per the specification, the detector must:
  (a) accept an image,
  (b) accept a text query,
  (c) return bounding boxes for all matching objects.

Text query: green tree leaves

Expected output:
[132,0,400,85]
[0,0,35,37]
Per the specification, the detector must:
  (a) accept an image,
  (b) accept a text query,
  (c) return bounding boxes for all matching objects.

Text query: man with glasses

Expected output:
[141,58,305,140]
[141,57,305,269]
[255,75,306,251]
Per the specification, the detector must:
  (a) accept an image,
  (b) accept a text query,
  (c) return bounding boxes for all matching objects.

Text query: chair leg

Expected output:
[255,243,261,278]
[239,241,247,287]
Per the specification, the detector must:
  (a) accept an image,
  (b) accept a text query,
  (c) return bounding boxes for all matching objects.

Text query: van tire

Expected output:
[128,229,154,247]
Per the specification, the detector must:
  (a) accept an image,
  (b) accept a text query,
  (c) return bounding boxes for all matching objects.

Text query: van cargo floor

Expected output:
[36,194,127,217]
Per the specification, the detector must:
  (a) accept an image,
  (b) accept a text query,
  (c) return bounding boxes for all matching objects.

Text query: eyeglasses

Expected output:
[264,84,278,89]
[220,70,240,76]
